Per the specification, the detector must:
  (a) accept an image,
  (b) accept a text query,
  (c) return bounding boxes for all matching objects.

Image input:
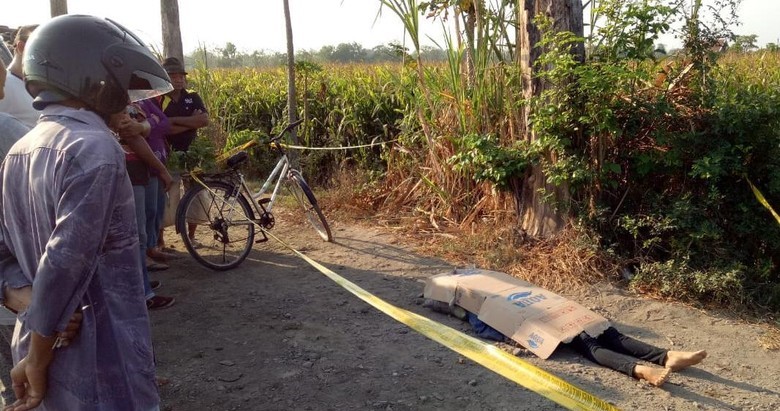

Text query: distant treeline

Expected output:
[185,42,447,68]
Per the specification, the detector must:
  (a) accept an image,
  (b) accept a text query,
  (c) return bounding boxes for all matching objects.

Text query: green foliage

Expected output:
[632,259,747,305]
[731,34,759,53]
[449,134,529,190]
[588,0,675,61]
[166,136,217,173]
[599,52,780,310]
[185,42,446,69]
[526,2,780,310]
[187,64,410,184]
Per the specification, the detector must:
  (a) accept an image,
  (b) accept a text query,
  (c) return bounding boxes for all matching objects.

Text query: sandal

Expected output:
[147,295,176,310]
[146,257,169,272]
[147,248,179,262]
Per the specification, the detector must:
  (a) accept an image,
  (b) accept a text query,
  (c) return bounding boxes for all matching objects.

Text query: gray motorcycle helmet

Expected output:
[23,15,173,116]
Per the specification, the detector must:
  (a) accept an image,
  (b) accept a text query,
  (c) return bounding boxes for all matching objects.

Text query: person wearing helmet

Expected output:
[0,15,170,410]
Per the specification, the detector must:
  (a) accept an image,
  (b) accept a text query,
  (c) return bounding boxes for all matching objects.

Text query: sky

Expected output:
[3,0,779,54]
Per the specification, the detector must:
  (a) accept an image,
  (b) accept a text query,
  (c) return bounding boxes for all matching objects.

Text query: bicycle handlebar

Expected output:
[270,119,304,143]
[220,120,302,163]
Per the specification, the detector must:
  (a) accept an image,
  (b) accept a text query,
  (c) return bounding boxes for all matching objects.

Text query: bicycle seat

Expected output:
[226,151,249,169]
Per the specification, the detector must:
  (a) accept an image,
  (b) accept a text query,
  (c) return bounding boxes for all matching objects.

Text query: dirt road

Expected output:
[151,211,780,410]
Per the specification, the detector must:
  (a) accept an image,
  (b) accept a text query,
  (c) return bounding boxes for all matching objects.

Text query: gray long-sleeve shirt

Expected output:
[0,105,159,410]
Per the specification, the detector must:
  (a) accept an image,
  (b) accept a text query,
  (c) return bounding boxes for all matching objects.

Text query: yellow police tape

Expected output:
[265,230,619,411]
[187,173,618,410]
[747,177,780,226]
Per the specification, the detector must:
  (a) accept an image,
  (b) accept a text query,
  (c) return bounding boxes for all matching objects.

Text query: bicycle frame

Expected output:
[247,153,291,214]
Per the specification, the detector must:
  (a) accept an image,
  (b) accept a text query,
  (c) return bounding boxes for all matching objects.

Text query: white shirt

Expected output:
[0,71,39,128]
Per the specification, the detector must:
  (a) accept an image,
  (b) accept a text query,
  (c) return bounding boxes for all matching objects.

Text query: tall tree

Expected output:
[50,0,68,17]
[283,0,299,146]
[160,0,184,62]
[516,0,584,237]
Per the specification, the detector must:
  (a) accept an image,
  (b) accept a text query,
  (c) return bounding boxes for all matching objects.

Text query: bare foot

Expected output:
[634,365,671,387]
[665,350,708,371]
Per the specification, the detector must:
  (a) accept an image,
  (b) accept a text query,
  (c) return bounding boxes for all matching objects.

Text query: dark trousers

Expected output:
[569,327,668,377]
[0,325,14,405]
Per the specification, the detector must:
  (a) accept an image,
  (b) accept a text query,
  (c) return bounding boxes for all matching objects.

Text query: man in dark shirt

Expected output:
[159,57,208,152]
[159,57,209,248]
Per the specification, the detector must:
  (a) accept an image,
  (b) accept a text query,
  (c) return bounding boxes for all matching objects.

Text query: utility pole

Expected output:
[50,0,68,17]
[160,0,184,62]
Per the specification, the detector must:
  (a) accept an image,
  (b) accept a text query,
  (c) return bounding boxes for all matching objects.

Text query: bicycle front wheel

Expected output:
[286,170,333,242]
[176,180,256,270]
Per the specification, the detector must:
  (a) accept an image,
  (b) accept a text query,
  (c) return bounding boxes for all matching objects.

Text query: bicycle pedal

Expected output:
[255,238,269,243]
[258,198,271,206]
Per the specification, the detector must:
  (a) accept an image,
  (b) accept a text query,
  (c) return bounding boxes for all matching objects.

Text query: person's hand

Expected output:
[53,311,83,348]
[4,356,49,411]
[117,119,146,138]
[108,112,130,130]
[192,110,208,124]
[160,169,174,192]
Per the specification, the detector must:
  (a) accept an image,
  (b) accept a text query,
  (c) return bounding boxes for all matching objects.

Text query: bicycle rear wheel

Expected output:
[176,180,256,270]
[286,170,333,242]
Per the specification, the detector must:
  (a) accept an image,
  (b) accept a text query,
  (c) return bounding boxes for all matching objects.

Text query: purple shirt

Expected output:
[137,98,171,164]
[0,105,159,410]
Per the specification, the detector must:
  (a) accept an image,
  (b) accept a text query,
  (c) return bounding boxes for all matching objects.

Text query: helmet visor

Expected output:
[128,69,173,102]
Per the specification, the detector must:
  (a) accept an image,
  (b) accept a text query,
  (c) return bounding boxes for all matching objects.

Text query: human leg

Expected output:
[0,324,15,405]
[133,185,153,300]
[597,327,707,371]
[154,177,167,246]
[595,326,669,365]
[145,177,160,250]
[570,331,640,377]
[137,184,176,310]
[570,331,671,386]
[145,177,175,262]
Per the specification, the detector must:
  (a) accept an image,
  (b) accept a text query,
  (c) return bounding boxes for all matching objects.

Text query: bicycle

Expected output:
[174,119,332,270]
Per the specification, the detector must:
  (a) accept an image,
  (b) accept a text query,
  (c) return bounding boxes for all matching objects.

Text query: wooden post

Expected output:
[50,0,68,17]
[282,0,299,148]
[160,0,184,62]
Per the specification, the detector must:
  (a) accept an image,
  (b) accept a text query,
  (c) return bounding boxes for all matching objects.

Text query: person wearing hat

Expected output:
[159,56,208,152]
[156,56,209,253]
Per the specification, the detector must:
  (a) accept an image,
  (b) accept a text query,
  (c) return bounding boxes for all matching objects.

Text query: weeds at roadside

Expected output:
[321,170,620,295]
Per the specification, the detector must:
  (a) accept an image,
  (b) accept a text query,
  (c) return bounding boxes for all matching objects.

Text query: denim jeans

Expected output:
[133,185,154,300]
[145,176,165,250]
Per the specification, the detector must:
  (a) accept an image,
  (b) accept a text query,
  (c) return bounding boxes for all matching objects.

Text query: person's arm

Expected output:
[166,123,191,135]
[0,217,33,313]
[169,92,209,130]
[3,285,31,313]
[8,332,56,410]
[168,110,209,129]
[123,135,173,191]
[142,100,171,135]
